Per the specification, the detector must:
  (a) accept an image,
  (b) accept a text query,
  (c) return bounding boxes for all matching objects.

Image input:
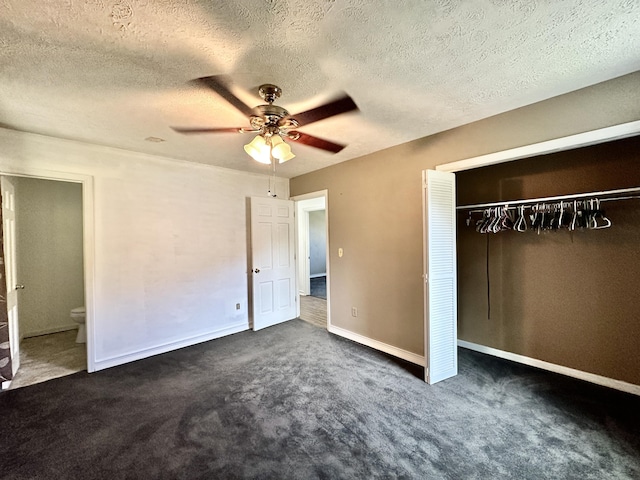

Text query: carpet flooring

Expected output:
[1,319,639,479]
[309,276,326,299]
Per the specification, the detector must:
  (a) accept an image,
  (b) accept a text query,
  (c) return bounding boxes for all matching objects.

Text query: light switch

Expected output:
[338,248,343,258]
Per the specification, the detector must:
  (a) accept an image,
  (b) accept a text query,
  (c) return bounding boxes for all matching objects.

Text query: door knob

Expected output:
[15,284,24,290]
[253,268,260,273]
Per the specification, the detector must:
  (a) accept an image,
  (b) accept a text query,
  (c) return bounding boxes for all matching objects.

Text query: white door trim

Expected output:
[0,166,96,373]
[435,120,640,173]
[291,190,330,329]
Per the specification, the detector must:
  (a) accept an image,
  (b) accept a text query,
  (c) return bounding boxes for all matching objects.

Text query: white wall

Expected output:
[0,128,289,371]
[308,210,326,276]
[14,177,84,337]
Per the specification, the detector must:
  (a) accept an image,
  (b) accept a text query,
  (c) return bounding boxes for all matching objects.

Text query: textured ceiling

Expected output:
[1,0,639,178]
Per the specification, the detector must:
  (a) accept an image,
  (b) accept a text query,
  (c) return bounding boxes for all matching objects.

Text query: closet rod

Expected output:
[457,186,640,210]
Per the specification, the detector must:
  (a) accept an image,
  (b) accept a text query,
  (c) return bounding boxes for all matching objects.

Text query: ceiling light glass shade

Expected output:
[270,135,295,163]
[277,150,296,163]
[244,135,271,164]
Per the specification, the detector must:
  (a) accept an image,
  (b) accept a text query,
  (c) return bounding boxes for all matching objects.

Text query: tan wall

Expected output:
[290,71,640,363]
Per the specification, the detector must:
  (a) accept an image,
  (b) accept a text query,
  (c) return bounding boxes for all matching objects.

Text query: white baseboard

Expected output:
[310,273,326,279]
[328,324,425,366]
[458,340,640,397]
[93,322,249,371]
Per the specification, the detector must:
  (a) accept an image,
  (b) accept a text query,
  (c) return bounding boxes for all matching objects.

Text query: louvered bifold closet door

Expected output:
[422,170,457,384]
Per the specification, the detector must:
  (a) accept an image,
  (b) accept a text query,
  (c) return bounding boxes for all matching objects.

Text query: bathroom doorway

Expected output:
[4,176,87,389]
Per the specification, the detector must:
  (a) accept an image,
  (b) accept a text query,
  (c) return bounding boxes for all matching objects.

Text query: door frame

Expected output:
[435,120,640,173]
[292,190,330,328]
[0,166,96,374]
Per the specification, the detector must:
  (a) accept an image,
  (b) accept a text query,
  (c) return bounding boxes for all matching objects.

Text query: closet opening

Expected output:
[446,127,640,394]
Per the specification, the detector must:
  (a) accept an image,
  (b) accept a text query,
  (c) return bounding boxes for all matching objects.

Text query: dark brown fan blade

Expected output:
[190,75,254,118]
[171,127,245,134]
[288,131,346,153]
[289,95,358,127]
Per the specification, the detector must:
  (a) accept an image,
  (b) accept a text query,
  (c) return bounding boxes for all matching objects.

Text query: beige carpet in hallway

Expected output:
[299,295,327,329]
[9,330,86,389]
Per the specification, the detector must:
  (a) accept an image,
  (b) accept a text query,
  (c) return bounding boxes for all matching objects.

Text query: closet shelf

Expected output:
[457,186,640,211]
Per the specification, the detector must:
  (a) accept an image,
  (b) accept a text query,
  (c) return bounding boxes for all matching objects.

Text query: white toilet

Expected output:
[70,306,86,343]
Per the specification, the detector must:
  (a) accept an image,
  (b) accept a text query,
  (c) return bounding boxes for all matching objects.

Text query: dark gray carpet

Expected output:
[1,319,639,479]
[310,276,326,299]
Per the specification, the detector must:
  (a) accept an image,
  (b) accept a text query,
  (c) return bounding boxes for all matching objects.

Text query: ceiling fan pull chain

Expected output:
[268,157,278,198]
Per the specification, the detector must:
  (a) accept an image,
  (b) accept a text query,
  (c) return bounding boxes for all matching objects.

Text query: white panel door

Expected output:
[251,197,297,330]
[1,176,20,378]
[422,170,457,384]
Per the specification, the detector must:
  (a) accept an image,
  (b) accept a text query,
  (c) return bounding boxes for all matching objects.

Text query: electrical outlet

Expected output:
[235,303,241,310]
[351,307,358,317]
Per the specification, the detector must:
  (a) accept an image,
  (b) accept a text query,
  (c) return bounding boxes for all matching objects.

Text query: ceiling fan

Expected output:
[171,75,358,164]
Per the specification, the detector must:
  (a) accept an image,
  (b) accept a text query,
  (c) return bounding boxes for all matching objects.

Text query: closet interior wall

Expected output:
[456,135,640,386]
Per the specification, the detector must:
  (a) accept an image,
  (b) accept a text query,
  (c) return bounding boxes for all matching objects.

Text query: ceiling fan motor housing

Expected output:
[250,104,298,133]
[258,84,282,104]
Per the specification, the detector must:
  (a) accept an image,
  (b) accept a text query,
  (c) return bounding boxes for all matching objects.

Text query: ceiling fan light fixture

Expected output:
[276,149,295,163]
[244,135,271,164]
[270,135,295,163]
[278,152,295,163]
[173,77,357,164]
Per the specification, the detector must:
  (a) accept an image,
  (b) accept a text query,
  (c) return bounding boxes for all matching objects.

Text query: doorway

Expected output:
[308,209,327,300]
[1,174,90,389]
[293,191,329,329]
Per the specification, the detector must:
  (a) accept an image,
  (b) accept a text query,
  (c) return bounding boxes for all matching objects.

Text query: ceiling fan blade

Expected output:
[289,95,358,127]
[171,126,246,134]
[190,75,254,118]
[288,131,346,153]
